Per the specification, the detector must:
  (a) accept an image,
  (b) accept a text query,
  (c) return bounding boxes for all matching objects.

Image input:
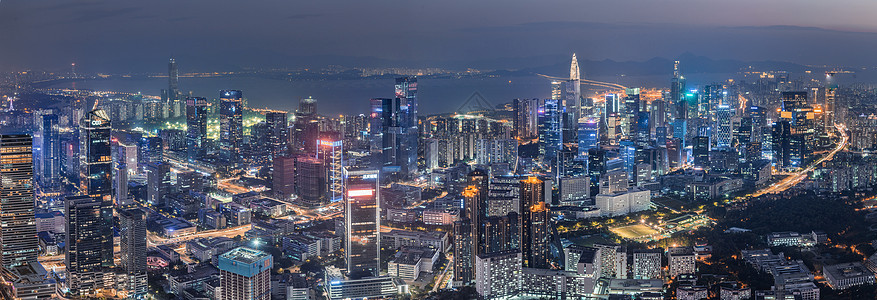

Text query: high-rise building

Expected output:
[65,195,106,296]
[539,99,562,167]
[670,61,687,120]
[146,162,171,207]
[273,156,296,200]
[295,156,327,206]
[186,97,209,163]
[369,78,419,178]
[0,135,39,268]
[577,118,599,157]
[692,136,710,170]
[119,208,147,297]
[632,250,662,279]
[218,247,273,300]
[115,163,131,206]
[318,136,344,202]
[563,54,583,142]
[292,97,319,153]
[520,177,551,268]
[475,250,523,299]
[343,168,381,279]
[773,121,792,169]
[168,58,182,118]
[39,114,61,191]
[79,109,114,268]
[219,90,244,165]
[513,98,538,139]
[266,111,289,158]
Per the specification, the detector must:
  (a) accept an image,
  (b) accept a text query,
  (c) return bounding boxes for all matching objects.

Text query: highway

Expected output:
[147,224,252,246]
[750,123,848,198]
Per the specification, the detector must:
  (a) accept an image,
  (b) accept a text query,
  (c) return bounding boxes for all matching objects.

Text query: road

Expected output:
[750,123,848,198]
[431,254,454,293]
[147,224,252,246]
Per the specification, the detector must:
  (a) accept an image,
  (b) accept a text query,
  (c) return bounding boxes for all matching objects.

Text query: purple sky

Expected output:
[3,0,877,72]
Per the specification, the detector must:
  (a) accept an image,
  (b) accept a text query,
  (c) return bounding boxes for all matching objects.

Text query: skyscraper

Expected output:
[186,96,209,163]
[539,99,562,167]
[168,58,182,118]
[293,97,319,153]
[219,90,243,165]
[520,177,551,268]
[79,109,114,268]
[218,247,273,300]
[513,98,538,140]
[577,118,599,157]
[146,161,171,206]
[266,111,289,158]
[0,135,39,268]
[65,195,106,296]
[343,168,380,279]
[119,208,147,297]
[39,114,60,191]
[370,88,419,178]
[670,61,687,120]
[318,136,344,202]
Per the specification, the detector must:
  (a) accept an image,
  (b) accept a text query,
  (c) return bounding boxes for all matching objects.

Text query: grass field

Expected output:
[611,224,659,240]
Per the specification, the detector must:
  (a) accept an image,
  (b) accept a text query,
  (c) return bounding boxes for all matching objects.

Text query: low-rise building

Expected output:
[676,285,707,300]
[823,262,876,290]
[388,247,438,281]
[594,187,651,217]
[381,229,448,252]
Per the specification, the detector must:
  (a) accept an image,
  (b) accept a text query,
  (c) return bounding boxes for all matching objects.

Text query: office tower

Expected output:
[218,247,273,300]
[623,91,640,140]
[396,77,419,176]
[186,97,209,163]
[520,177,551,268]
[513,98,539,139]
[119,208,147,297]
[115,163,131,206]
[370,95,418,178]
[692,136,710,170]
[219,90,244,165]
[650,99,667,133]
[168,58,182,118]
[39,114,61,191]
[782,91,808,112]
[0,135,39,268]
[146,162,171,206]
[539,99,562,167]
[670,61,687,120]
[292,97,320,153]
[562,54,583,142]
[577,118,599,157]
[343,168,381,279]
[714,104,733,148]
[266,111,289,158]
[79,109,114,268]
[318,136,344,202]
[273,156,296,200]
[65,195,105,296]
[772,121,792,169]
[295,156,327,206]
[632,250,662,279]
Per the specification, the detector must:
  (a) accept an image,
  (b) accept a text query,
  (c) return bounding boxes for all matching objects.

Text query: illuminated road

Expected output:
[431,254,454,293]
[750,123,848,198]
[147,224,252,246]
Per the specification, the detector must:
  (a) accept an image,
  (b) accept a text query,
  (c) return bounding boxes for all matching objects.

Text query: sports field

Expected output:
[611,224,659,239]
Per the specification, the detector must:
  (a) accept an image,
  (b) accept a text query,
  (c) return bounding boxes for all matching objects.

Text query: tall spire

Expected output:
[673,60,680,78]
[570,53,580,81]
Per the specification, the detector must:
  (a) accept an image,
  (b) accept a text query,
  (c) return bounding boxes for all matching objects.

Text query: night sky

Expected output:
[3,0,877,73]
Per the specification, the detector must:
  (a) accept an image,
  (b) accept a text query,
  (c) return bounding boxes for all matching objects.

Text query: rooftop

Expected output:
[220,247,271,264]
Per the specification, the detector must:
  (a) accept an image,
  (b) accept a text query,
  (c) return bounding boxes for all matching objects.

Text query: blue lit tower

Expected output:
[539,99,562,167]
[79,109,114,268]
[395,77,419,178]
[670,61,687,120]
[186,97,209,163]
[577,118,599,157]
[219,90,243,165]
[39,114,61,191]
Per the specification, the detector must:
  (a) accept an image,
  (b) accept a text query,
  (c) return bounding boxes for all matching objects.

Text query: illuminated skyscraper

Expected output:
[186,96,209,163]
[266,111,289,158]
[168,58,182,118]
[539,99,562,167]
[513,98,539,139]
[0,135,39,268]
[343,168,380,279]
[318,135,344,202]
[119,208,147,297]
[219,90,243,165]
[79,109,114,268]
[293,97,319,153]
[146,162,171,206]
[520,177,551,268]
[670,61,687,120]
[578,118,599,157]
[39,114,61,191]
[370,78,419,178]
[65,195,105,296]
